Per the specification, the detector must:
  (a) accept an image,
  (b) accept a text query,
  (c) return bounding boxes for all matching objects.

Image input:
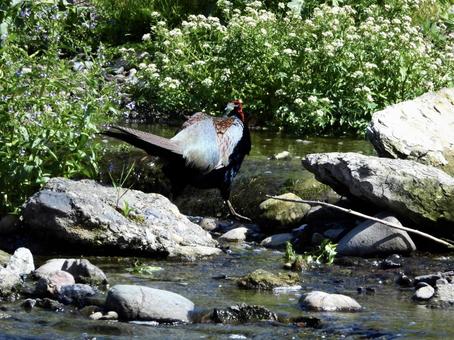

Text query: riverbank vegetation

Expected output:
[0,0,453,214]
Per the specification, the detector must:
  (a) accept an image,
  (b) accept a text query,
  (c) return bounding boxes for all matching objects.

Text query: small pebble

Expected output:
[413,285,435,301]
[90,312,103,320]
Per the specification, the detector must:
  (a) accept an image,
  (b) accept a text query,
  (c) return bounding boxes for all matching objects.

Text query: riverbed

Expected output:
[1,128,453,339]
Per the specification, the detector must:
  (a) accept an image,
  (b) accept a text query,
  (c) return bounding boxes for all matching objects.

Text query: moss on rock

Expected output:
[237,269,300,290]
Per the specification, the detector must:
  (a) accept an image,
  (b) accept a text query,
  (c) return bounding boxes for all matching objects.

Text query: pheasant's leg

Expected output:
[226,200,252,222]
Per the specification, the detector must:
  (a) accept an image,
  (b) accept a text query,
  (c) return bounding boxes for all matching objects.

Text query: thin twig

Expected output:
[265,195,454,249]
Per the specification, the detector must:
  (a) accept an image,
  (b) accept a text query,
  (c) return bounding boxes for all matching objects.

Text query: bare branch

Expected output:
[265,195,454,249]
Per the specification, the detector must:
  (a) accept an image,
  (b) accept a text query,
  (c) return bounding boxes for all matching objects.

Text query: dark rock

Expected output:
[237,269,300,290]
[211,304,278,324]
[414,273,442,287]
[22,178,220,259]
[0,215,17,235]
[61,259,107,285]
[415,282,430,289]
[105,285,194,322]
[357,287,376,295]
[302,152,454,229]
[396,273,413,287]
[300,291,362,312]
[380,254,403,269]
[21,298,36,310]
[58,284,96,306]
[337,213,416,257]
[36,298,64,311]
[290,316,322,328]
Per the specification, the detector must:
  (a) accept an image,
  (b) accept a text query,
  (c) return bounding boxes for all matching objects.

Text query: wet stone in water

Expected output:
[237,269,300,290]
[211,304,278,324]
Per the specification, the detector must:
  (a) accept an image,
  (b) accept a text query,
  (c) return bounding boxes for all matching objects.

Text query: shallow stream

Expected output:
[1,127,453,339]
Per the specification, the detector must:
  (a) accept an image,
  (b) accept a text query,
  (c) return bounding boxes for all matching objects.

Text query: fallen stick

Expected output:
[265,195,454,249]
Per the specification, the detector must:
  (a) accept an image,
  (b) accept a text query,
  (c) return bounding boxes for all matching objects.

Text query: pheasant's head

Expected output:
[225,99,245,122]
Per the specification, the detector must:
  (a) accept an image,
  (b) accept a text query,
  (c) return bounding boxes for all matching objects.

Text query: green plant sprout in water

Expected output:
[127,260,163,276]
[108,162,136,217]
[284,240,337,271]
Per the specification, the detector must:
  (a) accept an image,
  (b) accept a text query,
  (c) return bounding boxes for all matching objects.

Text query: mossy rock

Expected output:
[258,193,311,231]
[237,269,300,290]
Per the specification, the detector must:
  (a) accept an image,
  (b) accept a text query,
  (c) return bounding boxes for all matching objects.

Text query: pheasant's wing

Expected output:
[171,116,221,172]
[181,112,211,129]
[214,117,245,169]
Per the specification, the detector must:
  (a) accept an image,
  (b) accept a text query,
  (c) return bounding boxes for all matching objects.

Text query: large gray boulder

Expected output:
[366,88,454,172]
[0,247,34,297]
[22,178,220,259]
[303,153,454,231]
[105,285,194,322]
[337,213,416,256]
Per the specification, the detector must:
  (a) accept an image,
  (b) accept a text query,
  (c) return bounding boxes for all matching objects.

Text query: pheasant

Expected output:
[103,100,251,220]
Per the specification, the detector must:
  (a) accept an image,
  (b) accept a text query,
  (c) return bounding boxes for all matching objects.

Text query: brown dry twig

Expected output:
[265,195,454,249]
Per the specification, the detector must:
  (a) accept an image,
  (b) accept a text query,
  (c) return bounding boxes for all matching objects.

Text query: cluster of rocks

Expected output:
[301,88,454,248]
[0,247,344,328]
[212,88,454,256]
[397,271,454,308]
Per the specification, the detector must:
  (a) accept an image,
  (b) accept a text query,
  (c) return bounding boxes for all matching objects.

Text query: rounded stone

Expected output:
[105,285,195,322]
[300,291,362,312]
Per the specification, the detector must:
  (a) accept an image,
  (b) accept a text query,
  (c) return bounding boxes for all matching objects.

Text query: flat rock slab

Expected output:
[105,285,194,322]
[22,178,220,259]
[303,153,454,230]
[300,291,361,312]
[337,213,416,256]
[367,88,454,170]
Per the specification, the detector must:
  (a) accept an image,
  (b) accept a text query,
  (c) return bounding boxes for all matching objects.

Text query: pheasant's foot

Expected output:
[226,200,252,222]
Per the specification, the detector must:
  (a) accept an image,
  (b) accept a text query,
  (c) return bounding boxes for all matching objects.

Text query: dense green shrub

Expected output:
[0,46,118,215]
[0,0,99,55]
[132,0,454,134]
[0,1,119,215]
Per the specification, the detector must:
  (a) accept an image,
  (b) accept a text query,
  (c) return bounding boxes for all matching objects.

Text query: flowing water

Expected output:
[1,127,453,339]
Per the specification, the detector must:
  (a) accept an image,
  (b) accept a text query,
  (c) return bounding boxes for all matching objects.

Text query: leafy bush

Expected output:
[0,46,117,215]
[132,0,454,134]
[1,0,99,55]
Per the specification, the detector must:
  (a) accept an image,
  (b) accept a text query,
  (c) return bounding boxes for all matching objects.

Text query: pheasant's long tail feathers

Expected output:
[102,126,183,158]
